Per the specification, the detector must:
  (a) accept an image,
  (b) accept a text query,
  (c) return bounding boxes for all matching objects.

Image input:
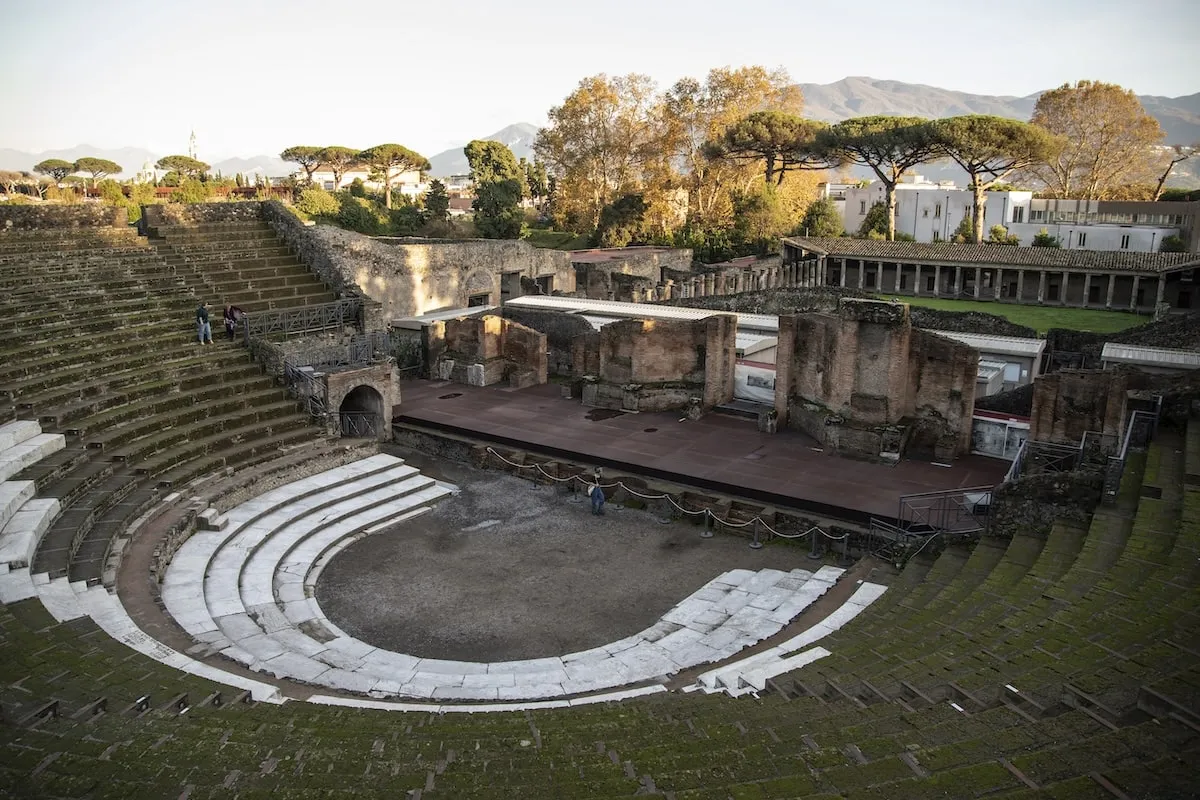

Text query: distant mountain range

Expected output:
[2,79,1196,184]
[425,123,540,177]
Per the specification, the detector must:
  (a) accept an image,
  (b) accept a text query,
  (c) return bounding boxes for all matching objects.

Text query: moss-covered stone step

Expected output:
[149,422,328,490]
[0,326,229,386]
[90,390,296,460]
[58,372,275,438]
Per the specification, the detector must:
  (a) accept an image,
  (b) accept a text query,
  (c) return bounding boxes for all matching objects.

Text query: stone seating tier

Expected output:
[780,426,1198,718]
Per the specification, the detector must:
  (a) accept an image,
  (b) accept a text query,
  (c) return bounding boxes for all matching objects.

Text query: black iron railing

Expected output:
[242,298,362,344]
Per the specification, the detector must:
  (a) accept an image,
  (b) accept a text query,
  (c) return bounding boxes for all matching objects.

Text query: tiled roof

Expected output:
[783,237,1200,273]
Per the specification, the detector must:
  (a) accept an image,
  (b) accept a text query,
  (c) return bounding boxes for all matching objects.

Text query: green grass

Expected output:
[522,228,591,250]
[889,295,1149,334]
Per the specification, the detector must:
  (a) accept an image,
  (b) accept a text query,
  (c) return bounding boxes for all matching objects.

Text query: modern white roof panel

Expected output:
[926,329,1046,358]
[504,295,779,333]
[1101,343,1200,369]
[391,306,494,329]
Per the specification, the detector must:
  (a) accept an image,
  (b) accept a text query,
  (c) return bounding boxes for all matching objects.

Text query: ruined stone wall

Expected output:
[776,299,975,460]
[143,201,263,228]
[570,247,693,280]
[431,315,547,388]
[974,384,1036,417]
[906,330,979,459]
[373,236,575,313]
[786,300,913,425]
[587,315,736,412]
[0,204,127,229]
[1046,313,1200,370]
[500,307,595,377]
[1029,370,1129,443]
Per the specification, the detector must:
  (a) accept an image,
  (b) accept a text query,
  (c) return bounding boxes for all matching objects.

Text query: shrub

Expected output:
[336,195,387,234]
[295,187,339,217]
[170,178,210,204]
[1160,234,1187,253]
[1031,228,1061,248]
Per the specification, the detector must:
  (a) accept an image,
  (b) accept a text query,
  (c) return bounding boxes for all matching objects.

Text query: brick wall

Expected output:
[777,298,976,460]
[430,315,547,388]
[1029,370,1128,443]
[0,204,127,229]
[587,314,735,412]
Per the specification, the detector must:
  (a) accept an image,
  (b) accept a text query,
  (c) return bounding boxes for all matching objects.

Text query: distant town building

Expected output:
[839,176,1200,253]
[305,168,427,197]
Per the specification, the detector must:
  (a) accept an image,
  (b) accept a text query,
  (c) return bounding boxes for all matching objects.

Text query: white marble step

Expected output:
[207,470,429,619]
[0,498,60,567]
[233,564,846,702]
[0,480,36,532]
[73,584,282,703]
[737,646,831,692]
[36,575,86,622]
[0,433,66,482]
[0,566,36,603]
[238,475,441,609]
[213,482,451,659]
[163,461,417,640]
[774,580,888,653]
[0,420,41,453]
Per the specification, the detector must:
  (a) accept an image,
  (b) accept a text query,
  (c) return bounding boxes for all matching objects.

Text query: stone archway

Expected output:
[338,384,386,440]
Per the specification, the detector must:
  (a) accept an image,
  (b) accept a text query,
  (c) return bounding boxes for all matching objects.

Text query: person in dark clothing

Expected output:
[223,304,244,340]
[196,302,212,344]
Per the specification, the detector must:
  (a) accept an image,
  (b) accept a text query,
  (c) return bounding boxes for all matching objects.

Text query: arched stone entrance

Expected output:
[338,384,386,440]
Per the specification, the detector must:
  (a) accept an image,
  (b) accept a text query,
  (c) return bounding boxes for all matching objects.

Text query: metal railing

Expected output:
[1101,409,1159,503]
[283,362,328,419]
[340,412,383,438]
[242,298,362,344]
[896,486,994,536]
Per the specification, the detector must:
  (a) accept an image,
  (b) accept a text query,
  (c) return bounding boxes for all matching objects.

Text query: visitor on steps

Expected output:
[223,304,245,340]
[589,482,606,516]
[196,301,212,344]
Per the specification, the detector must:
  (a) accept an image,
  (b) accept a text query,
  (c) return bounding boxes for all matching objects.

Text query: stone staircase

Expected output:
[0,220,353,587]
[144,220,337,314]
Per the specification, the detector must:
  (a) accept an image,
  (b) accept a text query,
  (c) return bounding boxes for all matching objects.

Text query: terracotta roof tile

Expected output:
[783,237,1200,274]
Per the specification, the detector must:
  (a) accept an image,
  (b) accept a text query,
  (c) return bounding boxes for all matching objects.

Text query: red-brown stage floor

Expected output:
[394,381,1008,525]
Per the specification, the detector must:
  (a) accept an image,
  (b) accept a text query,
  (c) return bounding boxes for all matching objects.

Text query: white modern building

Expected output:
[840,177,1195,254]
[304,168,427,197]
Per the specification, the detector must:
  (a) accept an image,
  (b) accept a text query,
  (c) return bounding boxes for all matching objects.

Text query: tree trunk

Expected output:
[973,181,986,244]
[384,172,393,209]
[886,184,897,241]
[764,154,775,185]
[1152,161,1177,202]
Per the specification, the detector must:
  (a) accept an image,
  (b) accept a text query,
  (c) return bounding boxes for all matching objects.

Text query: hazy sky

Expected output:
[2,0,1196,159]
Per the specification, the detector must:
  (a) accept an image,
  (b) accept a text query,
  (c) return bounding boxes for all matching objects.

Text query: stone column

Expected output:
[1016,270,1025,302]
[1037,270,1046,303]
[1130,276,1140,311]
[974,267,982,299]
[839,260,847,288]
[993,269,1002,300]
[913,264,922,296]
[934,265,941,296]
[1081,273,1092,307]
[1105,273,1116,308]
[820,259,829,287]
[1155,276,1167,308]
[704,272,715,296]
[1061,270,1070,305]
[878,261,886,293]
[953,266,961,295]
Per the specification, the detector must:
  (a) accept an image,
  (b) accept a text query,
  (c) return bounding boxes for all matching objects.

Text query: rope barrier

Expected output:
[483,447,848,542]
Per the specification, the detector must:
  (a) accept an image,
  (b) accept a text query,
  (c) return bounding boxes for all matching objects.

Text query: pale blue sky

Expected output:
[1,0,1196,159]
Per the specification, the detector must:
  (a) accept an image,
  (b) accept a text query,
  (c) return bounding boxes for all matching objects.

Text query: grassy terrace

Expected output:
[889,295,1148,334]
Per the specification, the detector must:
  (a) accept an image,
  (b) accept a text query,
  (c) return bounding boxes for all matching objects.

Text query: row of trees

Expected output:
[280,145,430,209]
[533,73,1196,246]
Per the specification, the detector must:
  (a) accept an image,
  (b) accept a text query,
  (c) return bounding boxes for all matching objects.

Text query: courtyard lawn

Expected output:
[892,295,1149,334]
[522,229,591,250]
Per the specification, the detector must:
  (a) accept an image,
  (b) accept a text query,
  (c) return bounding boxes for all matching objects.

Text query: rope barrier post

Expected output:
[807,528,825,560]
[655,498,673,525]
[568,474,583,503]
[748,519,763,550]
[700,510,714,539]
